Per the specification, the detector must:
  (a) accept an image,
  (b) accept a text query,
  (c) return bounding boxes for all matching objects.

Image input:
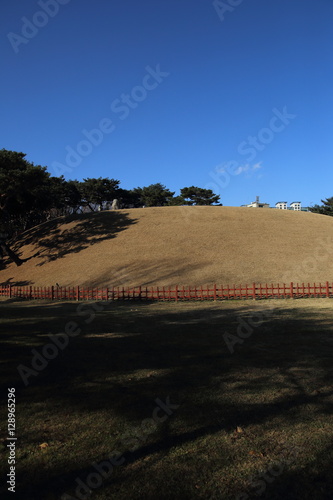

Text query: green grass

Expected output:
[1,298,333,499]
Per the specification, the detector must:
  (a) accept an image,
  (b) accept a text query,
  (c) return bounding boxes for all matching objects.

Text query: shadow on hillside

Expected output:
[9,211,138,267]
[2,301,333,499]
[86,259,209,287]
[0,278,32,286]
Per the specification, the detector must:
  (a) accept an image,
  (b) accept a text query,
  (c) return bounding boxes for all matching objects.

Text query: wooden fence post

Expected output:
[6,280,333,303]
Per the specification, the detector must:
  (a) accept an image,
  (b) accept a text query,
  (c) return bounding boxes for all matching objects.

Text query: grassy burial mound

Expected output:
[0,206,333,288]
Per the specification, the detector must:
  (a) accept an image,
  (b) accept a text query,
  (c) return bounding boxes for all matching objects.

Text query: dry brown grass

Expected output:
[1,206,333,287]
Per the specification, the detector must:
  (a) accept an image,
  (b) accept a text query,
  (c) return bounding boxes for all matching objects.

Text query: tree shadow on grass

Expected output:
[0,278,32,286]
[247,440,333,500]
[87,259,210,288]
[1,301,333,499]
[8,210,137,267]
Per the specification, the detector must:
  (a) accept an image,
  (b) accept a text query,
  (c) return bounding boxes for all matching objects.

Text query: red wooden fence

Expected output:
[0,282,333,302]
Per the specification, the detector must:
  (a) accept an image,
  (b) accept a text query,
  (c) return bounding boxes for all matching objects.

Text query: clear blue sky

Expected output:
[1,0,332,207]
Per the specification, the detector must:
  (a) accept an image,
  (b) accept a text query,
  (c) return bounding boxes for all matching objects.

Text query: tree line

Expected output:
[3,148,330,266]
[309,198,333,216]
[0,148,221,246]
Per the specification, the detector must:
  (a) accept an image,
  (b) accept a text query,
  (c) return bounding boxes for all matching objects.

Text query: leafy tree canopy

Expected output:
[309,198,333,216]
[0,149,51,214]
[180,186,220,205]
[0,149,56,235]
[78,177,120,210]
[116,188,141,208]
[132,183,175,207]
[168,195,187,206]
[0,148,223,241]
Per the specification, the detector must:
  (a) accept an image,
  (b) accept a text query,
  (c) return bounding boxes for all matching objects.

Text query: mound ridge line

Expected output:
[1,206,332,288]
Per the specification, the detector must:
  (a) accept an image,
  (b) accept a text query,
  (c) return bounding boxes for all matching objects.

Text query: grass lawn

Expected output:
[1,297,333,499]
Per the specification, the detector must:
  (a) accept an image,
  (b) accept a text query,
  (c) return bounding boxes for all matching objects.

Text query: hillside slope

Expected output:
[1,206,333,287]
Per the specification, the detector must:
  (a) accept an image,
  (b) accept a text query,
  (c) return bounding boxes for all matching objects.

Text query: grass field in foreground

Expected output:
[1,298,333,499]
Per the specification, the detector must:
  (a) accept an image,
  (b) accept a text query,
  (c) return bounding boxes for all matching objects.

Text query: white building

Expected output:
[290,201,301,211]
[243,196,270,208]
[242,198,309,211]
[275,201,288,210]
[276,201,302,211]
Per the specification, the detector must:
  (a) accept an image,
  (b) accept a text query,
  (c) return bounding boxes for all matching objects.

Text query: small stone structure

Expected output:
[112,199,119,210]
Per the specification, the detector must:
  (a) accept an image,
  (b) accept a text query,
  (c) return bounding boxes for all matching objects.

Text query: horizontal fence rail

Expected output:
[1,282,333,302]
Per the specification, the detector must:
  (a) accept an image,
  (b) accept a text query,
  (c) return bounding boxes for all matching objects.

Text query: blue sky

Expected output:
[1,0,332,207]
